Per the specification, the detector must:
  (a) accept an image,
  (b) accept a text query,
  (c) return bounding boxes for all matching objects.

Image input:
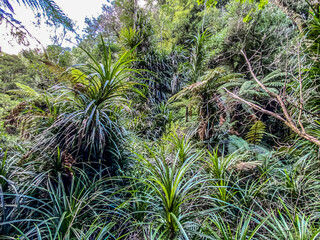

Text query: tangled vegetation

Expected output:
[1,0,320,239]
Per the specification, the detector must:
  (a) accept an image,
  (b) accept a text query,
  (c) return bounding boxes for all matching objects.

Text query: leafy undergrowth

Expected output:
[1,0,320,239]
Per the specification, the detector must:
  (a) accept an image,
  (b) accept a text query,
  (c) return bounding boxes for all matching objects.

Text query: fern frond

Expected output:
[264,81,284,88]
[239,81,254,95]
[214,74,244,86]
[245,90,269,98]
[261,70,286,83]
[228,135,249,154]
[6,83,40,98]
[261,70,285,88]
[70,68,88,85]
[168,80,206,102]
[201,67,228,82]
[171,67,244,102]
[218,81,243,88]
[246,121,266,145]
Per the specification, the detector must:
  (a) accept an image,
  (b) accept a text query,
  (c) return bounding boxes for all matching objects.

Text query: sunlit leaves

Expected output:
[197,0,269,22]
[197,0,217,7]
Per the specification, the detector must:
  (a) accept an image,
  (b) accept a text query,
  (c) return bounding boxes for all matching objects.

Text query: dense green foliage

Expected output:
[1,0,320,239]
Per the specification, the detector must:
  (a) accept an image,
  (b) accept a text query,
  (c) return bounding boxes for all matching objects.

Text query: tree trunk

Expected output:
[133,0,138,30]
[186,106,189,122]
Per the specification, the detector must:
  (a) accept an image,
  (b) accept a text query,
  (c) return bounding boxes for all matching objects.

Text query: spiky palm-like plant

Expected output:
[190,30,210,82]
[0,168,131,239]
[266,203,320,240]
[134,144,205,239]
[206,149,240,208]
[204,212,267,240]
[167,132,198,165]
[37,36,144,161]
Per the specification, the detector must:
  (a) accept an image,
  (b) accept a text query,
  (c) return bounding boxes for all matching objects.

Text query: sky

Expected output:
[0,0,107,54]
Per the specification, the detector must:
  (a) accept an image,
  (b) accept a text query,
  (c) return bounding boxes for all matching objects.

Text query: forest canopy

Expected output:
[0,0,320,239]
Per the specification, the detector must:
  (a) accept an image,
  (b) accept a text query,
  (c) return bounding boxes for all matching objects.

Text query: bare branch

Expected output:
[223,88,286,123]
[297,41,306,134]
[225,51,320,147]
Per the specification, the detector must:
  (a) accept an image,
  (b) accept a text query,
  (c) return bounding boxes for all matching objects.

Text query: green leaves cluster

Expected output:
[35,36,144,161]
[197,0,269,22]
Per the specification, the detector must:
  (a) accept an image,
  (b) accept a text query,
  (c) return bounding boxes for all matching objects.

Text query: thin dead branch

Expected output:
[225,50,320,147]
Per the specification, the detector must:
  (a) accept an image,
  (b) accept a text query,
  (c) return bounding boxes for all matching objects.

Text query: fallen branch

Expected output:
[225,51,320,147]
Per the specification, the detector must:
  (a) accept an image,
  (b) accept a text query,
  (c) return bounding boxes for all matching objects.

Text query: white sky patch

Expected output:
[139,0,147,7]
[0,0,106,54]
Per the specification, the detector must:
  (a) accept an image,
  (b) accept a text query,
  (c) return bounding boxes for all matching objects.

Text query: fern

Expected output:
[246,121,266,145]
[171,67,245,102]
[70,68,88,85]
[236,70,286,99]
[6,83,40,98]
[228,135,249,154]
[261,70,285,90]
[239,81,254,95]
[262,70,286,84]
[214,73,243,85]
[217,81,243,93]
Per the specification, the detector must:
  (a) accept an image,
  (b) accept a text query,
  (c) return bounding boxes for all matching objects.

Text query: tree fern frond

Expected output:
[267,87,280,95]
[169,80,206,102]
[261,70,285,88]
[239,80,278,97]
[217,82,244,93]
[171,67,244,102]
[201,67,228,82]
[264,81,284,88]
[261,70,286,83]
[245,90,269,98]
[214,74,244,85]
[219,81,244,88]
[246,121,266,145]
[239,81,254,95]
[228,135,249,153]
